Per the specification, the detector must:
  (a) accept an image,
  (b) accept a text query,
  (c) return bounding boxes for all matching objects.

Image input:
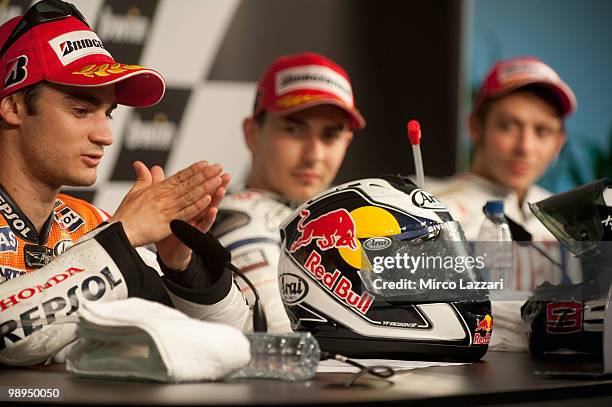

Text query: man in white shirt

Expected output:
[429,57,579,350]
[430,57,580,288]
[211,52,365,332]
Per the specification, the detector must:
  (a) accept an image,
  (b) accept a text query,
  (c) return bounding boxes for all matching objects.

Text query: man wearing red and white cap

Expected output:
[0,1,249,366]
[432,56,576,242]
[211,52,365,332]
[430,57,578,351]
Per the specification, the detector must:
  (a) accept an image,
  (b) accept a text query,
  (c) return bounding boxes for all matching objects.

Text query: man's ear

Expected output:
[243,117,258,153]
[0,93,25,126]
[554,131,567,156]
[344,131,354,147]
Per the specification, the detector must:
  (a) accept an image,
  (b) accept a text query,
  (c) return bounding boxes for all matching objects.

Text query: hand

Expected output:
[111,160,226,249]
[155,168,231,271]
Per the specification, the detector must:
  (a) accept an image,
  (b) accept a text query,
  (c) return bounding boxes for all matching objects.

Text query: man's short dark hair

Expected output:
[22,82,44,115]
[254,110,267,126]
[1,82,44,117]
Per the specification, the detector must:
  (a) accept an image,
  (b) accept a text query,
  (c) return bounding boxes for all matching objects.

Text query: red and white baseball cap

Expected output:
[474,56,577,117]
[252,52,365,130]
[0,11,165,107]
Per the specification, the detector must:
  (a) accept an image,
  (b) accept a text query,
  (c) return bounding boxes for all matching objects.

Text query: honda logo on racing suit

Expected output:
[290,209,358,252]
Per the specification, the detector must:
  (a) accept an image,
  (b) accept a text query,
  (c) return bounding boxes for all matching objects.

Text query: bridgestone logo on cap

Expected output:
[276,65,353,106]
[499,60,559,83]
[48,30,112,66]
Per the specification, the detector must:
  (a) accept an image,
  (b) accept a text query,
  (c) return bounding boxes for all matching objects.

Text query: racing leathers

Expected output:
[0,187,250,366]
[428,173,581,290]
[211,189,293,333]
[428,172,554,241]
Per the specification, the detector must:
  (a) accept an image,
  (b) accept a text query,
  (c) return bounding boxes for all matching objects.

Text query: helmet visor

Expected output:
[529,178,612,257]
[358,221,489,302]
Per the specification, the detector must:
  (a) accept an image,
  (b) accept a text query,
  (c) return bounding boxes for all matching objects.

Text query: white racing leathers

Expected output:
[212,190,293,333]
[0,222,250,366]
[427,173,554,241]
[428,172,582,290]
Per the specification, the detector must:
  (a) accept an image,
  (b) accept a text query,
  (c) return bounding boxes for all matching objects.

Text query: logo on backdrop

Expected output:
[110,88,192,181]
[94,0,159,63]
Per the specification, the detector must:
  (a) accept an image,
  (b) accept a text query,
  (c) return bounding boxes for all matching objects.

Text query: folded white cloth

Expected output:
[65,298,250,382]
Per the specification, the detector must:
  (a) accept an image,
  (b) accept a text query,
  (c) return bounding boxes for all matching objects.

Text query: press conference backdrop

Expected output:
[0,0,463,212]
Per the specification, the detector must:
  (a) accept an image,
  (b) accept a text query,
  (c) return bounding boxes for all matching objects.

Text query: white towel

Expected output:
[65,298,250,382]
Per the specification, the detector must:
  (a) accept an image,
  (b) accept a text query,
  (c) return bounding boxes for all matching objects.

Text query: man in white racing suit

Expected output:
[429,173,555,242]
[211,53,365,332]
[428,57,579,351]
[429,57,579,291]
[0,1,249,366]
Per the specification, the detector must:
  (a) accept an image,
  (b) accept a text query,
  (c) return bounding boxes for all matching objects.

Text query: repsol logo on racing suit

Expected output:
[53,202,85,233]
[0,266,123,350]
[0,195,33,240]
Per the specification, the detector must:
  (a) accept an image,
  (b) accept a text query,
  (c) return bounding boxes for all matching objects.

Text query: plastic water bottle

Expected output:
[474,200,515,290]
[231,332,321,381]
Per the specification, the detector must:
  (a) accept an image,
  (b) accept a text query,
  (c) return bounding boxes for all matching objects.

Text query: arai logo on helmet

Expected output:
[363,237,392,251]
[279,273,308,304]
[410,189,447,211]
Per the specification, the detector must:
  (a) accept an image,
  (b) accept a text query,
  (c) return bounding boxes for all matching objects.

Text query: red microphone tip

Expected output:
[407,120,421,145]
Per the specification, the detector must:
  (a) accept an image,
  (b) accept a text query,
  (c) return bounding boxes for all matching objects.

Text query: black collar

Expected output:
[0,184,54,244]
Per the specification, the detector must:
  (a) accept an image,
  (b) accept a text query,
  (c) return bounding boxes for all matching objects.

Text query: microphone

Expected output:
[170,220,268,332]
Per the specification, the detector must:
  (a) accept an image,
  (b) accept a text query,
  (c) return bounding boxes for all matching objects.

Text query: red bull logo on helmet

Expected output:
[473,314,493,345]
[290,209,358,253]
[475,314,493,333]
[304,250,374,315]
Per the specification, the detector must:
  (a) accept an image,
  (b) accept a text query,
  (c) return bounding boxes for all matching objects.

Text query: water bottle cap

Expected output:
[483,200,504,215]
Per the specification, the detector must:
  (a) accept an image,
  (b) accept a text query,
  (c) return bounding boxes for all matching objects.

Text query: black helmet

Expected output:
[522,178,612,355]
[278,175,492,362]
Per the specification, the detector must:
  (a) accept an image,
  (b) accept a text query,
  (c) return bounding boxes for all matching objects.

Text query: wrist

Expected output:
[159,253,192,272]
[109,218,140,247]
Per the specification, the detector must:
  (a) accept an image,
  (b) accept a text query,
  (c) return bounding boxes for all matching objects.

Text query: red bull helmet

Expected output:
[279,175,492,361]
